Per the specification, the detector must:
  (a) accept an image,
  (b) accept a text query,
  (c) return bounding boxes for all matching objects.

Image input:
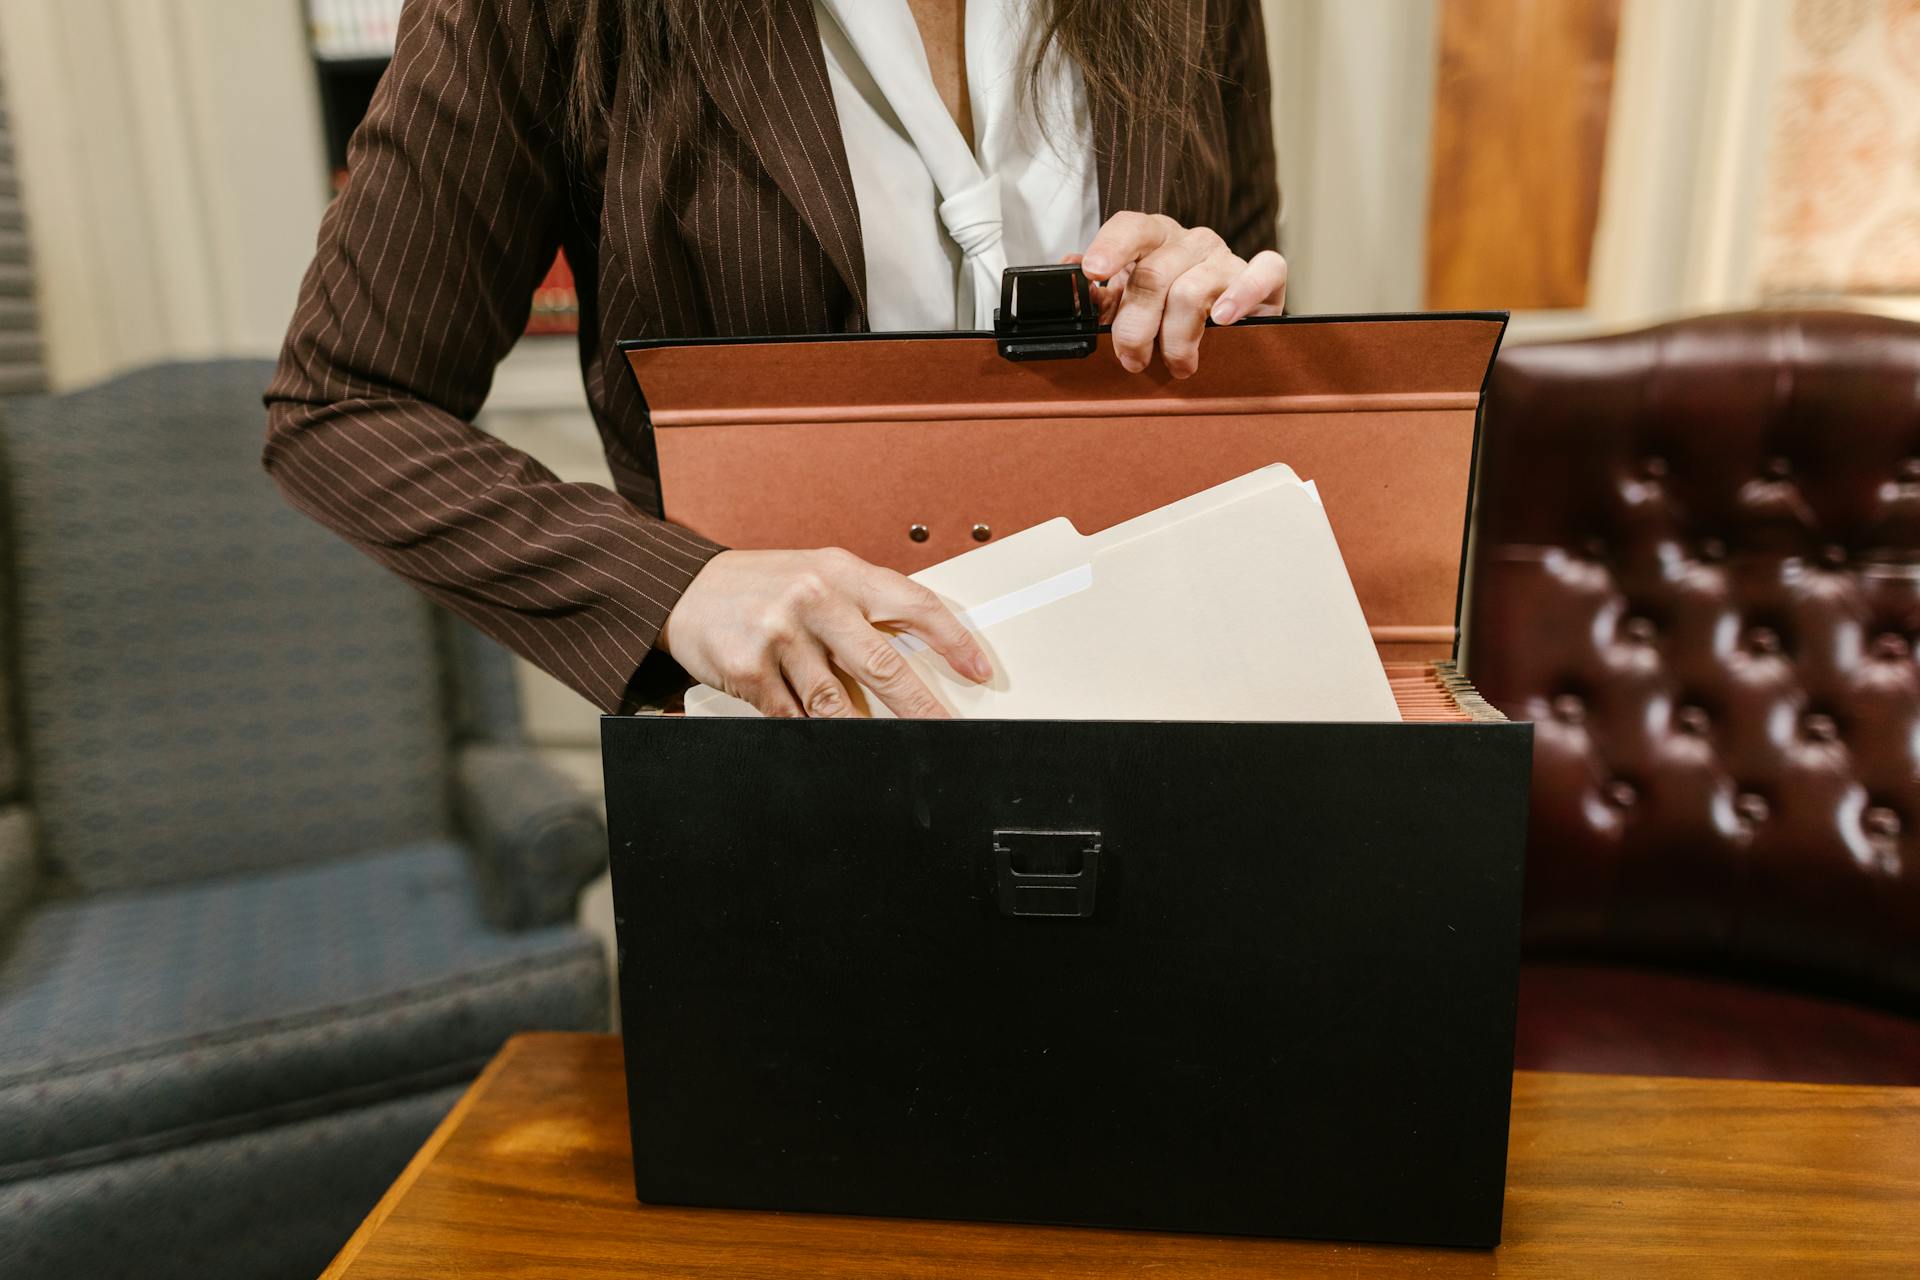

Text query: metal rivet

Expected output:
[971,524,992,542]
[1624,616,1657,643]
[1821,544,1847,568]
[1552,694,1585,724]
[1765,456,1793,479]
[1584,537,1609,560]
[909,524,929,543]
[1802,712,1838,743]
[1640,456,1669,480]
[1873,633,1911,661]
[1735,792,1770,824]
[1605,780,1638,809]
[1677,705,1710,734]
[1865,806,1902,839]
[1748,626,1781,655]
[1699,537,1728,562]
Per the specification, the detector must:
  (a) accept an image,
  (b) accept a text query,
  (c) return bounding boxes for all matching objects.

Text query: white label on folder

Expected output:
[893,563,1095,654]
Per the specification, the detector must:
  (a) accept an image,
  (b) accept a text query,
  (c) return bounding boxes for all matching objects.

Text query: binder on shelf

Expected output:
[308,0,403,61]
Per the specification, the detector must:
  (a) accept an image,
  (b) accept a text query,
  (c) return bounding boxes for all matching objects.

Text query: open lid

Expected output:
[623,312,1507,661]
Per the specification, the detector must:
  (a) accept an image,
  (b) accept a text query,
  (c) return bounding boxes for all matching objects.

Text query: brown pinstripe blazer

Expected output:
[265,0,1279,713]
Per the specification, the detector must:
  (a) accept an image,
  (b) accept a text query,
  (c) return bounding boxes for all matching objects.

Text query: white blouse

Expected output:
[813,0,1102,332]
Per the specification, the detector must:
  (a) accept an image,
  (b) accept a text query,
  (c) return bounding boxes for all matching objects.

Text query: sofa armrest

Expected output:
[454,743,606,930]
[0,805,35,940]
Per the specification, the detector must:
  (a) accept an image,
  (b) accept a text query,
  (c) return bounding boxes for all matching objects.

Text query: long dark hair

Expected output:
[566,0,1208,160]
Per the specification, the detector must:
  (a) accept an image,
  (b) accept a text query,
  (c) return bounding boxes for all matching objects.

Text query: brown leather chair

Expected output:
[1464,310,1920,1084]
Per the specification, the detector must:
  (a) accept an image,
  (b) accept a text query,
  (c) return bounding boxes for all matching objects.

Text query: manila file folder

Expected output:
[684,464,1401,721]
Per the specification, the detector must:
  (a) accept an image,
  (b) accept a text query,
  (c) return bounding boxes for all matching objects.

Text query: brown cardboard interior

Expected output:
[628,314,1505,667]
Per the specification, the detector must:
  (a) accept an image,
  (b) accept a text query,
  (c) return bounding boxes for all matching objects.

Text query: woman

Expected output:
[265,0,1284,719]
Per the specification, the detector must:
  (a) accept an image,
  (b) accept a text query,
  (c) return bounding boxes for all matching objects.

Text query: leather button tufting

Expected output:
[1624,616,1657,643]
[1469,313,1920,1021]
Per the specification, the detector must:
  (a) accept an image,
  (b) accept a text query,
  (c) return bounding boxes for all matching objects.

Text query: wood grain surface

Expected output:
[1425,0,1622,311]
[325,1033,1920,1278]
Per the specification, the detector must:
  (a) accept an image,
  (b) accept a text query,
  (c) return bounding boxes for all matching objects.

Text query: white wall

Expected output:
[0,0,331,390]
[1266,0,1440,315]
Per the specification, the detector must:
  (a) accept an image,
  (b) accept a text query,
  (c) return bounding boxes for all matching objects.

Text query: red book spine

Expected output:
[526,249,581,336]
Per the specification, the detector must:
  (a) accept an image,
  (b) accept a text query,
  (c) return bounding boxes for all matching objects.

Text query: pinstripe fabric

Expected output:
[265,0,1277,714]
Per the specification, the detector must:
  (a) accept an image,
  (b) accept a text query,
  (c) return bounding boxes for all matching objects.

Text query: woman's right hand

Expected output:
[658,548,992,718]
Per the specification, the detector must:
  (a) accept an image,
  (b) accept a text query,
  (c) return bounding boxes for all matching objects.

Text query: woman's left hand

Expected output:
[1068,212,1287,379]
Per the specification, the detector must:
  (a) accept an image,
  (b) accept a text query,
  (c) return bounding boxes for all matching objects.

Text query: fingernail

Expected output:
[1211,300,1241,325]
[1118,354,1143,373]
[968,654,993,682]
[1082,253,1110,277]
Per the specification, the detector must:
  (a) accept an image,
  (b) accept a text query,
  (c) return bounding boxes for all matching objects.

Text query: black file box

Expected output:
[602,309,1532,1247]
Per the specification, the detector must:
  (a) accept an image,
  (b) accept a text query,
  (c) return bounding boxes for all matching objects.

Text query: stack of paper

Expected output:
[685,464,1400,722]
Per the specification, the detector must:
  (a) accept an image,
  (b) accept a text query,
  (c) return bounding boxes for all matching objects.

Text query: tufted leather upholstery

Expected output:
[1466,311,1920,1080]
[1514,961,1920,1085]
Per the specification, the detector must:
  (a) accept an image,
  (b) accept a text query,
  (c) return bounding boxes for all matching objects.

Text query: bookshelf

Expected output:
[305,0,580,338]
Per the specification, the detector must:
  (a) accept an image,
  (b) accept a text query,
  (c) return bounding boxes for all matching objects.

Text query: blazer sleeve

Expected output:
[263,0,724,715]
[1215,0,1281,261]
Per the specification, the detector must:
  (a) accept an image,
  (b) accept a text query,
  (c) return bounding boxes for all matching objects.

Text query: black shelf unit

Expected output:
[313,57,387,183]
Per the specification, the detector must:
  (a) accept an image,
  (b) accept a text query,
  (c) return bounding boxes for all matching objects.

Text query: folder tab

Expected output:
[686,465,1401,722]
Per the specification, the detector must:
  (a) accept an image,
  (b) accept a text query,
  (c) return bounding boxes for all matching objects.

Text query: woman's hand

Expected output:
[1070,213,1288,379]
[659,548,992,718]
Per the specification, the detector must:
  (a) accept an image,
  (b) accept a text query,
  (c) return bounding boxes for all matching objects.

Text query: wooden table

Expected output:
[326,1033,1920,1278]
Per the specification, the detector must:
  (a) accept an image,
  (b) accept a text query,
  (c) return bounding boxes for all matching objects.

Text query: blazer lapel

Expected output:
[679,0,1206,318]
[681,0,869,327]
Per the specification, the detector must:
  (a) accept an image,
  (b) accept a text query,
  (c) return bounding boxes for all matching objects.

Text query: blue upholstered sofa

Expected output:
[0,361,611,1278]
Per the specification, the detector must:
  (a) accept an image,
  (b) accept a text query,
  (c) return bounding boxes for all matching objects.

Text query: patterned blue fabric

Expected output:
[456,743,609,928]
[0,360,613,1274]
[0,806,33,936]
[0,361,450,891]
[0,460,20,808]
[0,840,608,1173]
[441,618,527,744]
[0,1081,466,1280]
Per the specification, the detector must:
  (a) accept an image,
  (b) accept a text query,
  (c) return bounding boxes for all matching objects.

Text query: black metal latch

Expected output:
[994,829,1102,918]
[993,264,1098,362]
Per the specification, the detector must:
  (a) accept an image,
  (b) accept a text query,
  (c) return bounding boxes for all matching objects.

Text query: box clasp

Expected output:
[994,829,1102,918]
[993,265,1098,362]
